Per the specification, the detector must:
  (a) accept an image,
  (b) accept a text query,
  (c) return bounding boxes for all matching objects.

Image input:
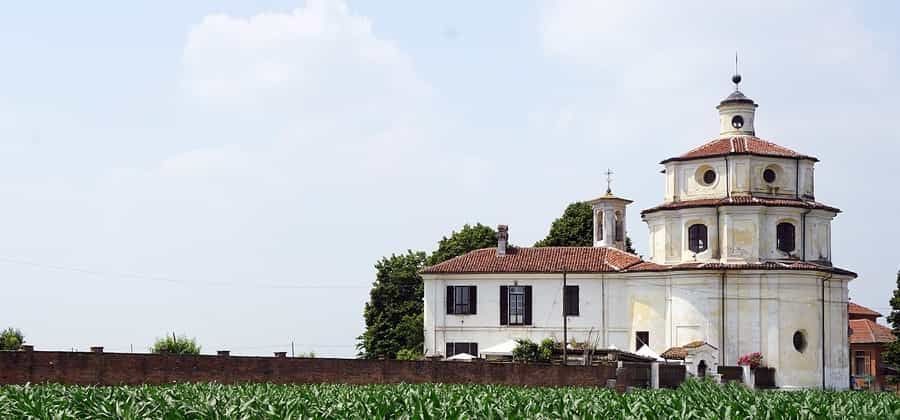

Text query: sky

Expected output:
[1,1,898,357]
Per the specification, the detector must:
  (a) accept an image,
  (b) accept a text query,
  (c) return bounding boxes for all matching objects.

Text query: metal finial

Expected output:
[732,52,742,88]
[605,169,614,194]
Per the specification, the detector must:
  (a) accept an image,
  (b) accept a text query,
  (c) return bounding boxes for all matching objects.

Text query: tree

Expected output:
[359,224,498,359]
[535,202,637,254]
[884,270,900,370]
[151,333,201,355]
[0,328,24,351]
[357,251,427,359]
[427,223,497,266]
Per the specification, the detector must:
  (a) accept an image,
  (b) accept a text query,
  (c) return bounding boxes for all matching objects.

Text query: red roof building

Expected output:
[848,302,897,391]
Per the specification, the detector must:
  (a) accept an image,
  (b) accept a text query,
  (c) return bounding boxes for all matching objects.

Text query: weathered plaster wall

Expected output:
[424,271,851,389]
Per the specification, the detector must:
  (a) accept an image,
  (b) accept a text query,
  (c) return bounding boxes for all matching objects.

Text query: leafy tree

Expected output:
[884,270,900,370]
[535,202,637,254]
[427,223,497,266]
[0,328,24,351]
[152,333,201,355]
[357,251,427,359]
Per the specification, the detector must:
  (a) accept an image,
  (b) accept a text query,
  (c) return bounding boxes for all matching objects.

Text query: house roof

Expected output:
[849,302,882,318]
[660,136,818,164]
[849,319,896,344]
[641,196,841,216]
[421,247,643,274]
[625,260,857,277]
[422,247,856,277]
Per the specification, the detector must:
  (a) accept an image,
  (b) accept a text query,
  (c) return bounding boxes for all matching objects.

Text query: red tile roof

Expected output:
[422,247,855,277]
[421,247,643,274]
[641,196,841,215]
[849,319,896,344]
[625,260,857,277]
[849,302,882,318]
[661,136,818,164]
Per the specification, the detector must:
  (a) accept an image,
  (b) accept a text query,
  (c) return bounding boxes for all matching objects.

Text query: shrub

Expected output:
[395,349,421,361]
[737,352,764,369]
[0,328,24,351]
[513,339,554,363]
[151,333,200,355]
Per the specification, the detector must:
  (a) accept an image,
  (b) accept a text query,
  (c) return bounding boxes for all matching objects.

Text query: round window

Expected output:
[793,330,807,353]
[763,168,777,183]
[731,115,744,129]
[703,169,717,185]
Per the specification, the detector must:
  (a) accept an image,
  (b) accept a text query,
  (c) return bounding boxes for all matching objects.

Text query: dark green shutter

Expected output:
[500,286,508,325]
[469,286,477,314]
[524,286,533,325]
[446,286,454,314]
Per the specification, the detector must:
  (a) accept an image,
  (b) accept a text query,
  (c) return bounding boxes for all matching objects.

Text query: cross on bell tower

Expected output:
[605,169,614,195]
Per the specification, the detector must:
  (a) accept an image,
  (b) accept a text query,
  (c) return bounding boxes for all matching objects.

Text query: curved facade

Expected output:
[421,76,854,389]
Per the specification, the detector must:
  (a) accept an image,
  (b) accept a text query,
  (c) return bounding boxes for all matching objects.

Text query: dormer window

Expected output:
[688,224,708,253]
[777,222,796,253]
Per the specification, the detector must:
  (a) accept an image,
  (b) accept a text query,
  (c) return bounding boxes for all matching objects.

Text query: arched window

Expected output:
[614,211,623,242]
[777,222,796,253]
[688,224,708,253]
[596,212,604,241]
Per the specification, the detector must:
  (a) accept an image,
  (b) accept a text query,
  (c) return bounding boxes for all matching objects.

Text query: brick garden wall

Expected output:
[0,351,635,388]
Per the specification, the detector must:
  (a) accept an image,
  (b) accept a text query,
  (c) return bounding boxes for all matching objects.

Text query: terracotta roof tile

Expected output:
[661,136,818,164]
[661,347,687,360]
[848,302,882,318]
[625,260,856,277]
[849,319,896,344]
[421,247,642,274]
[641,196,841,215]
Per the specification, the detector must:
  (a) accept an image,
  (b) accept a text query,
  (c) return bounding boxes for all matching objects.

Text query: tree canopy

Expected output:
[151,333,201,355]
[358,224,499,359]
[357,251,427,359]
[0,328,24,351]
[427,223,497,266]
[884,270,900,370]
[535,202,637,254]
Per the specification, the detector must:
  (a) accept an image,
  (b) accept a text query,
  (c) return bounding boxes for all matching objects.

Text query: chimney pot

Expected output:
[497,225,509,256]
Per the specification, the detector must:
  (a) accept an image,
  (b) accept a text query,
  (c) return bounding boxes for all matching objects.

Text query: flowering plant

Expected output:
[737,352,764,369]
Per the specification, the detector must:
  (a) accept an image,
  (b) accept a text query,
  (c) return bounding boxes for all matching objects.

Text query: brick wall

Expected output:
[0,351,633,388]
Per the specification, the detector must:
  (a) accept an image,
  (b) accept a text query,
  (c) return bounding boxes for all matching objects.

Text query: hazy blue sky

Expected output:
[2,1,898,357]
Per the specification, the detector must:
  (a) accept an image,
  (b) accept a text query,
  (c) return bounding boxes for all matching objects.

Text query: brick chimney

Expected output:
[497,225,509,256]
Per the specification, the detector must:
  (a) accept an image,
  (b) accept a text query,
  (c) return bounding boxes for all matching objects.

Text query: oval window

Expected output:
[731,115,744,129]
[793,330,807,353]
[763,168,777,183]
[702,170,716,185]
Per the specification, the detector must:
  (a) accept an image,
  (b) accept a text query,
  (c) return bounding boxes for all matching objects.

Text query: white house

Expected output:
[421,74,854,389]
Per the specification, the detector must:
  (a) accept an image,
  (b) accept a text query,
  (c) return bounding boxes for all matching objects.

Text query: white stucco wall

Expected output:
[423,270,851,389]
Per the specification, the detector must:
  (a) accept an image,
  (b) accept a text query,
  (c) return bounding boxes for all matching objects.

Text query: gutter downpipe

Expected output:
[721,270,727,364]
[821,273,833,389]
[801,208,812,261]
[563,272,568,366]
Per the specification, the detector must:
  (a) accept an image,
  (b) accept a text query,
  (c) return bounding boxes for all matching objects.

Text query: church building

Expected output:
[421,74,855,389]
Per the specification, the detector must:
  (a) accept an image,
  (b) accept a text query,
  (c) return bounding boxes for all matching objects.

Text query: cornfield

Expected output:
[1,380,898,419]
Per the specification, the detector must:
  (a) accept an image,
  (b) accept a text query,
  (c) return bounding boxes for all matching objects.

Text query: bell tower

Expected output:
[588,169,632,251]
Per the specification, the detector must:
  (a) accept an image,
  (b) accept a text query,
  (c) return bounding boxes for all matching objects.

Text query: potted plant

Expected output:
[737,352,764,369]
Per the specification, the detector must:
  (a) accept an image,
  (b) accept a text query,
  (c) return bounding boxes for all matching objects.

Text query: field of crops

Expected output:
[1,380,898,419]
